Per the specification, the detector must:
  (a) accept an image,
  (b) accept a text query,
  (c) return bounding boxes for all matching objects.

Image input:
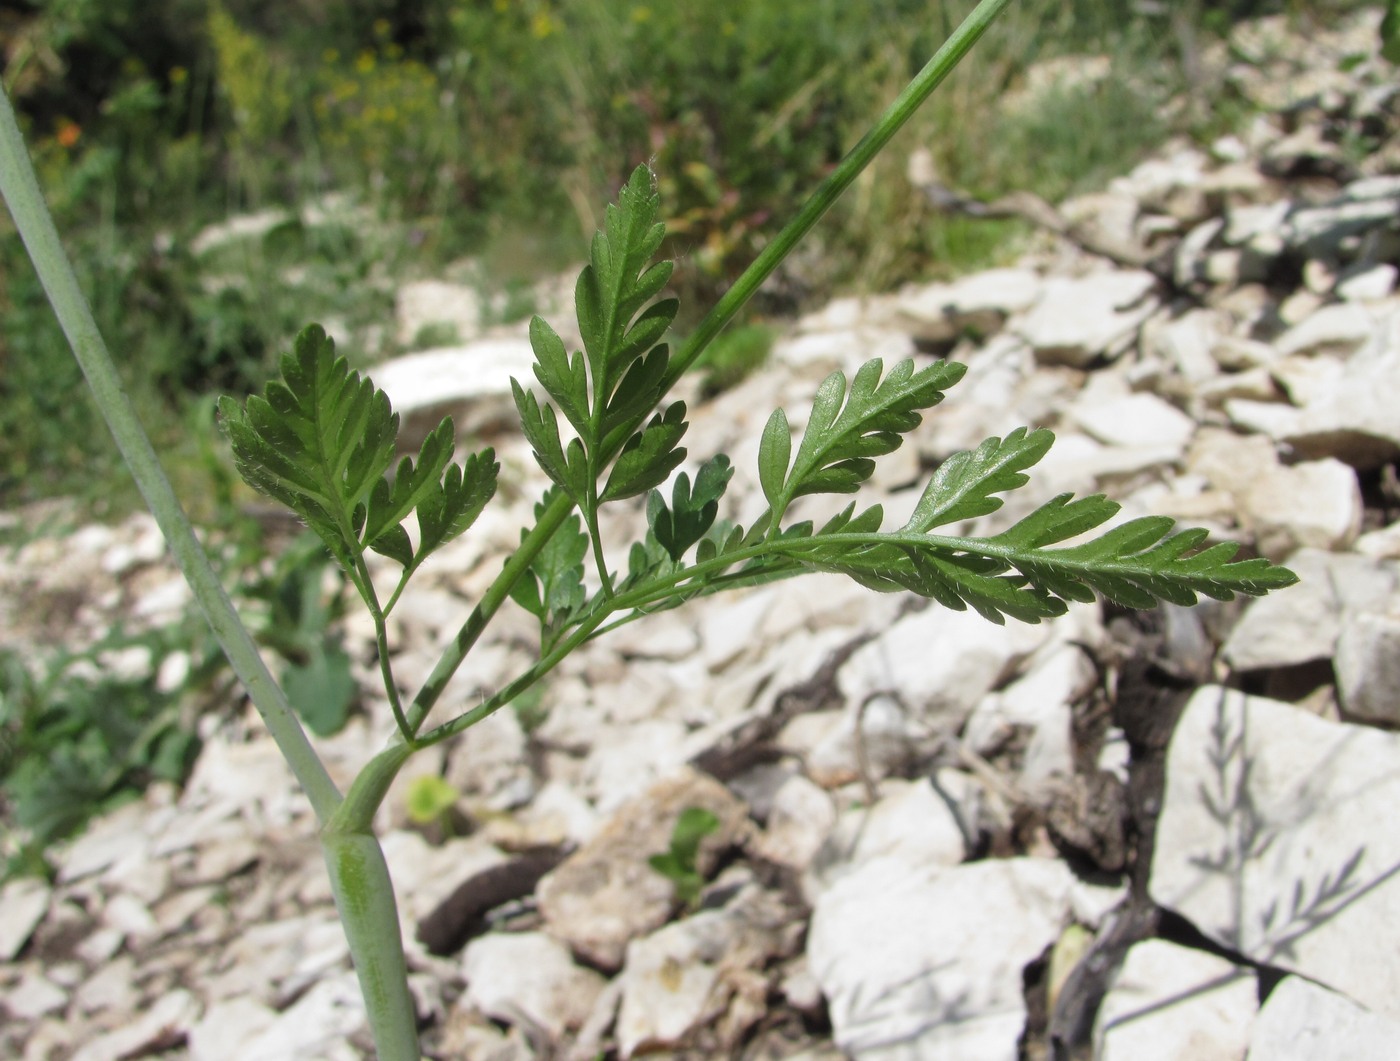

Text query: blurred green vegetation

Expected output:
[0,0,1370,509]
[0,518,356,881]
[0,623,215,879]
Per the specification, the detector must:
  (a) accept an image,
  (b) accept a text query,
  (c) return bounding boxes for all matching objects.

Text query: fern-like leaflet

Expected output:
[512,164,687,595]
[219,325,500,738]
[219,325,498,596]
[757,357,966,532]
[746,377,1297,624]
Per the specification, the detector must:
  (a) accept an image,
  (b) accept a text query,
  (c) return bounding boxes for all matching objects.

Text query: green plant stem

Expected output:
[0,84,343,824]
[403,499,572,735]
[321,830,420,1061]
[404,0,1015,740]
[351,552,414,743]
[319,740,420,1059]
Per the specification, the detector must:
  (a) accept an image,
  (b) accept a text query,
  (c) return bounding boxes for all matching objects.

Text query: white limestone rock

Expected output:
[239,973,365,1061]
[482,779,599,851]
[579,717,691,811]
[537,767,750,970]
[804,691,933,786]
[894,268,1042,344]
[463,931,606,1039]
[751,773,837,873]
[965,644,1096,795]
[99,512,167,575]
[1094,940,1256,1061]
[1176,216,1227,287]
[69,988,201,1061]
[1278,309,1400,468]
[1221,549,1399,671]
[0,878,51,961]
[1212,334,1282,371]
[769,327,916,374]
[1033,432,1184,496]
[1143,307,1224,383]
[1012,269,1158,366]
[440,706,531,808]
[837,604,1047,726]
[188,997,279,1061]
[1274,302,1377,358]
[1248,975,1400,1061]
[795,292,901,334]
[1151,687,1400,1018]
[367,338,538,444]
[809,856,1118,1060]
[804,776,971,900]
[1184,426,1280,504]
[1197,366,1282,408]
[1070,391,1197,453]
[1336,263,1398,302]
[394,279,484,347]
[1354,520,1400,560]
[1243,457,1362,559]
[1224,397,1303,442]
[178,736,301,825]
[615,882,790,1058]
[1334,611,1400,725]
[5,970,68,1020]
[1282,175,1400,258]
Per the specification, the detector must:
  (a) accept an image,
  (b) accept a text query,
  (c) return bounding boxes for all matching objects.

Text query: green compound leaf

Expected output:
[758,407,791,512]
[361,418,455,553]
[602,344,671,439]
[600,401,688,503]
[810,542,1064,624]
[999,502,1300,610]
[528,316,589,436]
[651,454,734,562]
[516,164,680,555]
[221,324,498,582]
[576,165,675,411]
[219,324,396,565]
[509,489,589,640]
[511,379,588,501]
[764,422,1297,624]
[902,427,1054,532]
[817,501,884,537]
[761,357,966,527]
[407,448,499,569]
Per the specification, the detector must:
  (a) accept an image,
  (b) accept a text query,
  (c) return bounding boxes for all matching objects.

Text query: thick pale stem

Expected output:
[0,84,342,823]
[321,741,421,1058]
[322,830,420,1061]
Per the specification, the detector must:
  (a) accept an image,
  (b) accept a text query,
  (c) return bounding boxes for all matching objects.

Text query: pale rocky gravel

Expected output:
[4,8,1400,1059]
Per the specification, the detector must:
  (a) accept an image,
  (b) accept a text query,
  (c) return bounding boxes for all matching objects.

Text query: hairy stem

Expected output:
[0,84,343,823]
